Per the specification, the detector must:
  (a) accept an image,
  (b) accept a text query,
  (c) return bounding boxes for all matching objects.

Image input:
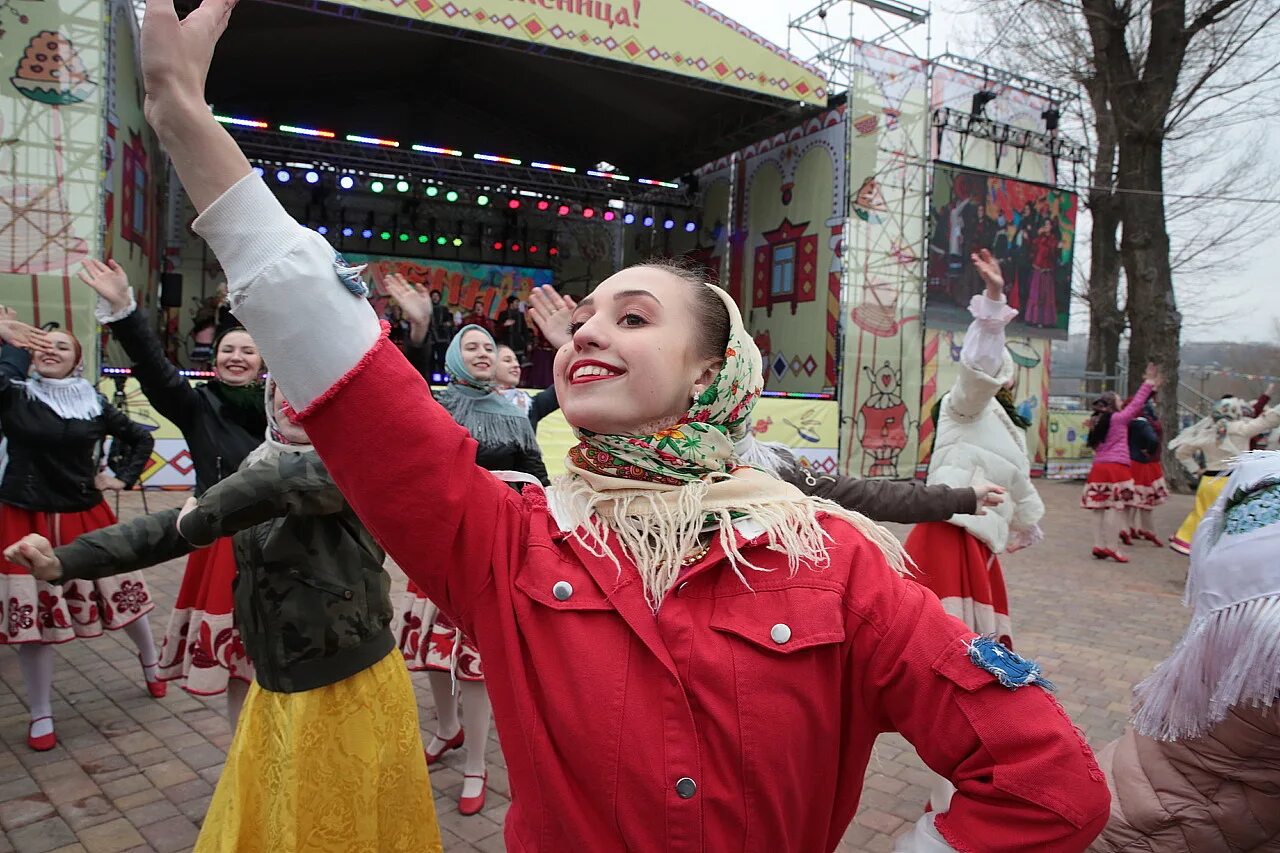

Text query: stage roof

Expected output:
[199,0,828,179]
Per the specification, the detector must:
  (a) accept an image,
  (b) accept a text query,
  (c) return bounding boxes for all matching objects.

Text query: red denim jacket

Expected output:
[298,335,1109,852]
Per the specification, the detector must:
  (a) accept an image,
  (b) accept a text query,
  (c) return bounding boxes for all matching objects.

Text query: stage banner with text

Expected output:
[322,0,826,105]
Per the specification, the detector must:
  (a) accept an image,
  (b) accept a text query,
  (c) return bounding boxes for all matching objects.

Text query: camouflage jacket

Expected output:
[56,451,394,694]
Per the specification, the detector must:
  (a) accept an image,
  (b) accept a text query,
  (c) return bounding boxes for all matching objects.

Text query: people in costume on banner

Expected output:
[899,252,1047,814]
[0,312,161,752]
[5,378,443,853]
[1081,366,1163,563]
[1167,393,1280,555]
[77,259,266,727]
[1088,450,1280,853]
[1122,393,1169,548]
[389,272,548,816]
[527,281,1008,524]
[139,4,1113,847]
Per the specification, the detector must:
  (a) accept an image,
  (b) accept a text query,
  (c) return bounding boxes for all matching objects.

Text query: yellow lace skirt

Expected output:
[1170,473,1229,555]
[195,649,441,853]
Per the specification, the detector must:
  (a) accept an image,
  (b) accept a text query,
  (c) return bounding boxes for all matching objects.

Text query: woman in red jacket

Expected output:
[141,4,1111,849]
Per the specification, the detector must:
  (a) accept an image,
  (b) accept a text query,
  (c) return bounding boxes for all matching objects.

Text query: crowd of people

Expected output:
[0,1,1276,851]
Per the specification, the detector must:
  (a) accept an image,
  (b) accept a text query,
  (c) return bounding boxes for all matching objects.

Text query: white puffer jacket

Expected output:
[927,296,1045,555]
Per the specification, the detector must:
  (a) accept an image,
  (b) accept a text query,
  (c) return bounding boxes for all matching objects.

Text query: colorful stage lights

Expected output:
[342,227,354,237]
[474,153,522,165]
[684,221,697,232]
[396,180,410,193]
[445,190,459,203]
[347,134,399,148]
[370,180,385,193]
[412,144,462,157]
[643,215,655,227]
[280,124,335,139]
[624,213,636,224]
[508,199,522,210]
[362,229,373,239]
[380,231,391,241]
[588,170,631,182]
[536,200,550,211]
[549,247,559,256]
[275,169,291,183]
[663,218,675,230]
[214,115,268,129]
[638,178,681,189]
[339,175,355,190]
[425,186,439,198]
[476,195,490,206]
[304,171,320,184]
[453,237,463,247]
[317,226,329,235]
[493,241,504,251]
[531,162,576,173]
[557,204,571,216]
[582,207,596,219]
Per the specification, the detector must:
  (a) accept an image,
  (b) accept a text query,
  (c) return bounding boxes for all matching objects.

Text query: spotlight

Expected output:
[342,227,354,237]
[396,180,410,193]
[275,169,291,183]
[970,90,998,119]
[583,207,596,219]
[623,213,636,225]
[493,241,504,250]
[663,218,675,230]
[399,233,410,242]
[529,245,539,254]
[317,226,329,235]
[445,190,459,203]
[380,231,391,241]
[549,247,559,256]
[437,236,448,245]
[370,180,385,193]
[252,166,265,178]
[557,204,570,216]
[1042,106,1061,132]
[537,200,550,211]
[508,198,522,210]
[512,243,522,252]
[684,221,697,233]
[426,186,440,198]
[452,238,463,247]
[361,229,373,239]
[339,175,355,190]
[476,194,490,206]
[304,170,320,184]
[603,211,616,222]
[643,215,655,227]
[419,235,429,243]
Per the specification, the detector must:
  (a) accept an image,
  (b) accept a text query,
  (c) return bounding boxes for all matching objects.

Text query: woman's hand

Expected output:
[972,483,1007,515]
[385,274,431,344]
[0,307,53,354]
[527,285,577,350]
[94,473,126,492]
[970,248,1005,300]
[177,496,199,529]
[141,0,237,128]
[3,535,62,583]
[77,259,132,315]
[1143,362,1164,389]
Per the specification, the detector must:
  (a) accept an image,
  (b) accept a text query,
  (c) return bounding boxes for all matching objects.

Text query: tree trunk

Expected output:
[1086,195,1124,393]
[1117,137,1187,490]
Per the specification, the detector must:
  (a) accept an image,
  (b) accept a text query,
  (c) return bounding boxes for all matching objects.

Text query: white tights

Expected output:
[1092,508,1126,553]
[426,671,492,797]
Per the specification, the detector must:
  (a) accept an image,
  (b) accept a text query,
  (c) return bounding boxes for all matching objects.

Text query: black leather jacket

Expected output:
[0,345,153,512]
[108,308,264,494]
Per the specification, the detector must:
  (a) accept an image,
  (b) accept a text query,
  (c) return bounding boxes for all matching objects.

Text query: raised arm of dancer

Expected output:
[947,251,1015,420]
[853,537,1109,851]
[1111,366,1160,428]
[141,0,522,619]
[1234,401,1280,441]
[78,259,199,428]
[176,453,346,547]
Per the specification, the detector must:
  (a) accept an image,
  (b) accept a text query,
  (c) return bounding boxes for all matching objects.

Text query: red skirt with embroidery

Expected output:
[0,501,155,644]
[157,536,253,695]
[1080,462,1136,510]
[391,580,483,681]
[1128,460,1169,509]
[905,521,1013,649]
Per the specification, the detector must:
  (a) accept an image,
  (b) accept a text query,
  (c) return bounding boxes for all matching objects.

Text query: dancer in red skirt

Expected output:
[1082,366,1162,563]
[1122,394,1168,547]
[78,260,265,726]
[0,314,161,751]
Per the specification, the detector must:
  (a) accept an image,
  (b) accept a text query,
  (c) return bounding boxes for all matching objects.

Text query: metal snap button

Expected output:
[552,581,573,601]
[770,623,792,645]
[675,777,697,799]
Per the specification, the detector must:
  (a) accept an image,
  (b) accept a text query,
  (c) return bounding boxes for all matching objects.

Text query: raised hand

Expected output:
[3,535,62,583]
[77,259,132,314]
[1143,362,1164,389]
[970,248,1005,300]
[385,274,432,345]
[528,285,578,350]
[142,0,238,127]
[0,306,53,354]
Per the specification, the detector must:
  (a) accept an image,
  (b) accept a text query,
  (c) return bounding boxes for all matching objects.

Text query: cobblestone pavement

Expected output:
[0,482,1195,852]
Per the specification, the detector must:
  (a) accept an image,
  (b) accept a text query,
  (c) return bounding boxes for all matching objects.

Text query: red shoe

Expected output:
[1118,528,1133,546]
[1091,547,1109,559]
[424,728,465,765]
[27,717,56,752]
[1136,529,1165,547]
[1102,548,1130,564]
[458,773,487,816]
[140,656,167,698]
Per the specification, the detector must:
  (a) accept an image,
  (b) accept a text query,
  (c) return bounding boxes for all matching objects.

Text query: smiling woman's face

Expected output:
[553,267,721,436]
[460,329,496,380]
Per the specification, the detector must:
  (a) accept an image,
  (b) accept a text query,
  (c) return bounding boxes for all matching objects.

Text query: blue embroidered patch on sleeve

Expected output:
[966,635,1054,691]
[332,251,370,298]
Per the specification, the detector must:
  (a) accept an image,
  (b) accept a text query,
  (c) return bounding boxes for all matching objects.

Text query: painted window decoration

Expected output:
[121,131,148,249]
[753,219,817,316]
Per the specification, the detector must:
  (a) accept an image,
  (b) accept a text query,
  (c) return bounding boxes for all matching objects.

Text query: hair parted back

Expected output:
[633,258,731,364]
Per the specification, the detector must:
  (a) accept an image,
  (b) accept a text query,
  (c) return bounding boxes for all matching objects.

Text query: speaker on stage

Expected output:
[159,273,183,308]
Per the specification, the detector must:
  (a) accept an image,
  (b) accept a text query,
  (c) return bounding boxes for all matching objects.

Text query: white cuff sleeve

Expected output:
[960,294,1017,377]
[95,288,137,323]
[191,173,380,409]
[892,814,958,852]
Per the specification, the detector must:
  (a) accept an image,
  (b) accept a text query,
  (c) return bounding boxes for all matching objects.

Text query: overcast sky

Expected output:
[704,0,1280,344]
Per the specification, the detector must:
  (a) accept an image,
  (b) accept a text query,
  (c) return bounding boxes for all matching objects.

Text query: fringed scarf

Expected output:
[1131,450,1280,741]
[440,325,539,453]
[549,283,906,612]
[21,374,103,420]
[240,377,316,469]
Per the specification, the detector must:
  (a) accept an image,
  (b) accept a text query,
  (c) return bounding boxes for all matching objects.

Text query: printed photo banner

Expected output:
[344,254,555,318]
[323,0,826,106]
[925,162,1077,341]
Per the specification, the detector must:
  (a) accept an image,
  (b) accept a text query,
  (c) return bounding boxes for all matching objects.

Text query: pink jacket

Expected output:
[1093,383,1155,465]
